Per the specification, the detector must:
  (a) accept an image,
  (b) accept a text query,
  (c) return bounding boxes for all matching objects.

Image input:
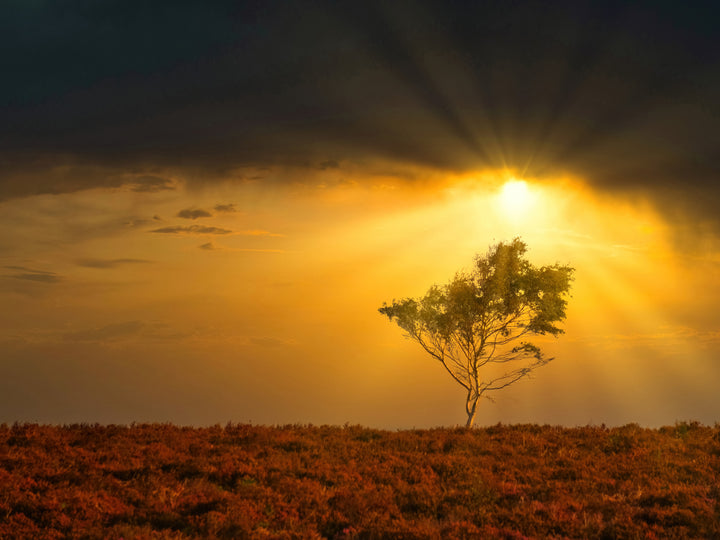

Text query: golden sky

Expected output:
[1,2,719,427]
[1,166,718,427]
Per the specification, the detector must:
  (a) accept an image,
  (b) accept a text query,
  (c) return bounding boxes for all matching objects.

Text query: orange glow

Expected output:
[0,167,718,427]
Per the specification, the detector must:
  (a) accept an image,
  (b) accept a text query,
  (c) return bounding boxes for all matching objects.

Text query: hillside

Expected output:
[1,422,718,538]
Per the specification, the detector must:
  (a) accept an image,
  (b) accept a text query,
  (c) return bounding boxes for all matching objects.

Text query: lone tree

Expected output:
[379,238,573,427]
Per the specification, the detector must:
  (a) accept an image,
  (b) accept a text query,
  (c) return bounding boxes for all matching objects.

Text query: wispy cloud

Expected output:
[570,325,720,351]
[248,336,295,348]
[317,160,340,170]
[236,248,286,253]
[122,218,155,229]
[4,266,61,283]
[151,226,282,236]
[150,225,233,235]
[198,242,285,253]
[214,203,237,213]
[177,207,212,219]
[124,175,176,193]
[75,258,152,269]
[237,229,284,237]
[126,175,176,193]
[63,321,145,342]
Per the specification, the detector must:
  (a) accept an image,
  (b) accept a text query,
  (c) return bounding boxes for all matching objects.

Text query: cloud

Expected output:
[8,273,61,283]
[150,225,233,235]
[318,160,340,170]
[4,266,61,283]
[127,175,176,193]
[213,203,237,213]
[237,230,284,237]
[75,258,152,269]
[150,226,280,236]
[122,218,154,228]
[248,336,296,348]
[63,321,145,342]
[577,325,720,353]
[198,242,284,253]
[0,2,718,232]
[177,207,212,219]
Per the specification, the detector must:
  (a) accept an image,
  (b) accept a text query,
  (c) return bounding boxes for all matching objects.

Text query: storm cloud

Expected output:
[1,1,719,227]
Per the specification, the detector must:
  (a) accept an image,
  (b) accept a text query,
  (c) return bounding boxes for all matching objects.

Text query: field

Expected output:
[1,422,718,539]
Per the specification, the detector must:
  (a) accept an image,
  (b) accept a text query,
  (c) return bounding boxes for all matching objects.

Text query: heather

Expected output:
[1,422,718,538]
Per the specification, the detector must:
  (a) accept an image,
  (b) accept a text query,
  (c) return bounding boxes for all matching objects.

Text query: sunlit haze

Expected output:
[1,1,719,429]
[1,167,718,428]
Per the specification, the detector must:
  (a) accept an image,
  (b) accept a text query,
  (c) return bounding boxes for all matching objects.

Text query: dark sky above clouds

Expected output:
[2,0,719,224]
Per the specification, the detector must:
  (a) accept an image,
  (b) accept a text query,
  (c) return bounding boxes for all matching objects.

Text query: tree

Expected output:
[379,239,574,427]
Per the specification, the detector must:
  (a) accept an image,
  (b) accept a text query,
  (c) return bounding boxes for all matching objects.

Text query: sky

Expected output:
[1,0,719,428]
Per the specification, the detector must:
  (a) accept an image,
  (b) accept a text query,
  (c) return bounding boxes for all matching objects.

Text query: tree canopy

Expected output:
[379,239,574,427]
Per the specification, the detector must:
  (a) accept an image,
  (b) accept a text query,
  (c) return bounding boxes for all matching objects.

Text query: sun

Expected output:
[498,179,534,220]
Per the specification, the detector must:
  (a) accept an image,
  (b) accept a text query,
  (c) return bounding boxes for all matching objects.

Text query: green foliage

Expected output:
[379,238,574,426]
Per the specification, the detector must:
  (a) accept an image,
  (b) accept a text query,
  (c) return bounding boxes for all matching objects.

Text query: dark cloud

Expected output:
[318,160,340,170]
[4,266,61,283]
[150,225,233,235]
[177,208,212,219]
[213,203,237,213]
[76,258,152,269]
[1,1,719,228]
[198,242,217,250]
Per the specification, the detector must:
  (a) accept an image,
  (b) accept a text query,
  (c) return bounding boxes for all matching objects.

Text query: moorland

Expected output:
[1,422,718,538]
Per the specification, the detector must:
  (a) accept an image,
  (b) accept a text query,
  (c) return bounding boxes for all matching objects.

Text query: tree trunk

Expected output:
[465,396,479,428]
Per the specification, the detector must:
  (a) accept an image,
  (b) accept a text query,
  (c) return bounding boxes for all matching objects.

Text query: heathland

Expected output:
[1,422,718,538]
